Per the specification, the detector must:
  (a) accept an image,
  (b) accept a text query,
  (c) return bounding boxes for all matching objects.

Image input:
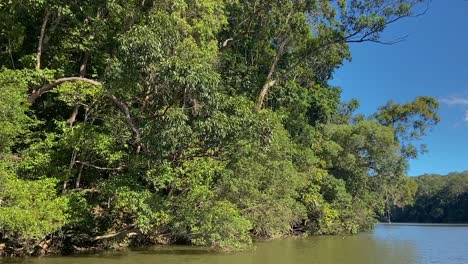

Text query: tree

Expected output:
[375,96,440,158]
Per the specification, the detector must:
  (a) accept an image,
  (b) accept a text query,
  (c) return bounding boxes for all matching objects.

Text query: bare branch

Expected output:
[347,35,409,45]
[222,38,234,48]
[75,160,125,171]
[93,225,140,241]
[345,5,429,45]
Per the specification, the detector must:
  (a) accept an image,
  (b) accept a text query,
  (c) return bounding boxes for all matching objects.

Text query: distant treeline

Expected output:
[392,172,468,223]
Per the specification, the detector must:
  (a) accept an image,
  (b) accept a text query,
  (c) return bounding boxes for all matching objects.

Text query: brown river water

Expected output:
[2,224,468,264]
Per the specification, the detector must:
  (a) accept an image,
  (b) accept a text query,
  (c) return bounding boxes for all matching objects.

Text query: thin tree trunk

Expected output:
[43,11,62,47]
[79,53,89,77]
[106,95,144,154]
[7,38,15,69]
[67,53,89,126]
[387,206,392,224]
[63,149,79,193]
[255,39,287,110]
[75,163,84,189]
[67,104,81,127]
[386,197,392,223]
[36,10,51,70]
[63,180,68,192]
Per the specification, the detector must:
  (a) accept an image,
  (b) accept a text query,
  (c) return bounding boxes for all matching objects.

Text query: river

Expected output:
[2,224,468,264]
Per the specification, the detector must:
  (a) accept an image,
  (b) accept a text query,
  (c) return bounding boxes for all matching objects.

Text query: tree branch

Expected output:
[345,5,429,45]
[93,225,140,241]
[255,39,287,110]
[346,35,409,45]
[67,104,81,127]
[105,94,144,154]
[75,161,124,171]
[66,53,91,126]
[277,5,430,86]
[28,77,102,103]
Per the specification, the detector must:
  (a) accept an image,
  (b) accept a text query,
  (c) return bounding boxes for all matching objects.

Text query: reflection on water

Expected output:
[2,224,468,264]
[374,224,468,264]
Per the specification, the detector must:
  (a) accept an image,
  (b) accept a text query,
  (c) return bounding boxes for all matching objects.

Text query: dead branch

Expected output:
[93,225,140,241]
[75,161,125,171]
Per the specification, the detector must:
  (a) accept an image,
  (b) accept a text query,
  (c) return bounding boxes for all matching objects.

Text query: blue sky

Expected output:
[331,1,468,176]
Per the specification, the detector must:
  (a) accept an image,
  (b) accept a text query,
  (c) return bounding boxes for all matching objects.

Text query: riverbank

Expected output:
[2,225,468,264]
[0,232,170,257]
[0,231,308,257]
[378,223,468,226]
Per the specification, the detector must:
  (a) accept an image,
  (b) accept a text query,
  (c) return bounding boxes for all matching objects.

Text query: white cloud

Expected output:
[440,96,468,123]
[440,96,468,106]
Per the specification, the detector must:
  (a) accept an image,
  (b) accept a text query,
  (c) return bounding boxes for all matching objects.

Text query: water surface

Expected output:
[2,224,468,264]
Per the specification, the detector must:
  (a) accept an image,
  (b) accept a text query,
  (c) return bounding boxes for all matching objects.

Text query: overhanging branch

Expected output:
[28,77,102,103]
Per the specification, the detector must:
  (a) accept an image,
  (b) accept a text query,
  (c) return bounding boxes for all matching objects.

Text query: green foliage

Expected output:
[392,172,468,223]
[166,158,252,249]
[375,96,440,158]
[0,169,69,240]
[0,69,33,153]
[302,172,361,235]
[219,121,307,237]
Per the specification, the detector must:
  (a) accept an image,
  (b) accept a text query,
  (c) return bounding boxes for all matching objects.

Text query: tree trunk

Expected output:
[255,79,277,111]
[75,163,84,189]
[387,208,392,224]
[43,11,62,47]
[106,95,144,154]
[66,53,89,126]
[36,10,51,70]
[79,53,90,77]
[255,39,287,111]
[387,201,392,224]
[67,104,81,127]
[64,149,79,193]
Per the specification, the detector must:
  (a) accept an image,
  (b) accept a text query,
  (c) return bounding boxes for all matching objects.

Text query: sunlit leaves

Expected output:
[0,170,69,240]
